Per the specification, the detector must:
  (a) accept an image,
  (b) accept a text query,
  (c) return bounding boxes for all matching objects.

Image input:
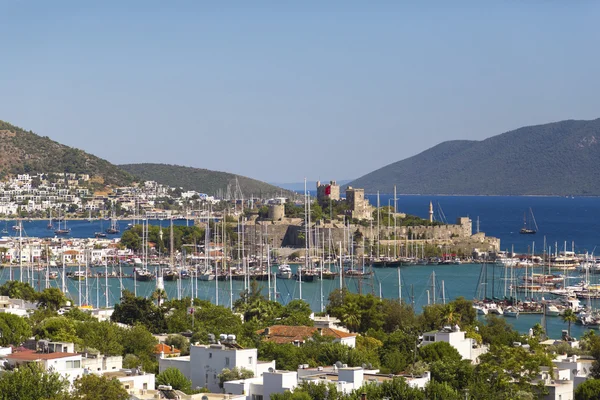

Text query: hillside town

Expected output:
[0,174,598,399]
[0,172,220,219]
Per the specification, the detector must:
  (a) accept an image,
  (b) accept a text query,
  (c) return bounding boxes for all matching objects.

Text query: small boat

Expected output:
[519,208,538,234]
[11,224,21,232]
[545,304,561,317]
[54,217,70,236]
[94,232,107,238]
[473,304,488,315]
[198,272,216,281]
[276,264,292,279]
[134,268,155,281]
[504,306,520,318]
[295,268,316,282]
[321,269,338,280]
[69,271,86,281]
[105,209,120,234]
[163,269,180,281]
[47,271,59,280]
[132,257,143,267]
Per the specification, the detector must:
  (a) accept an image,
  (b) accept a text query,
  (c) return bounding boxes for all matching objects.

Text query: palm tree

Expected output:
[152,288,167,307]
[443,303,461,325]
[341,302,361,332]
[561,308,577,338]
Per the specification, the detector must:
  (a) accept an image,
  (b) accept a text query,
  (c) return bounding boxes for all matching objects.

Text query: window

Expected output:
[143,383,148,390]
[209,352,212,359]
[252,395,263,400]
[249,357,253,365]
[225,357,230,366]
[205,373,208,383]
[65,360,81,369]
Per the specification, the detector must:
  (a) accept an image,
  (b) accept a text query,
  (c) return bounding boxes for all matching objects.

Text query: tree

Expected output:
[419,341,462,363]
[218,367,254,388]
[575,379,600,400]
[121,324,159,373]
[280,300,313,326]
[70,374,129,400]
[119,230,141,251]
[111,290,166,333]
[37,288,68,311]
[561,309,577,338]
[156,367,193,393]
[424,381,462,400]
[75,320,124,356]
[0,363,69,400]
[0,313,32,346]
[152,288,167,307]
[34,316,80,343]
[0,281,37,301]
[165,334,190,356]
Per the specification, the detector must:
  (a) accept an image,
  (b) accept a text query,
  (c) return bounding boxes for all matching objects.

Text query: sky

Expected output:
[1,1,600,183]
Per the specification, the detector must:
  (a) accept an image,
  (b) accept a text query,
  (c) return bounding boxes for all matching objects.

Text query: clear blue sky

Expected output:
[1,1,599,183]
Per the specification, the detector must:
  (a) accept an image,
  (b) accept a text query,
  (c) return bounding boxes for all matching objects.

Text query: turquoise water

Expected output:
[5,194,600,338]
[2,262,596,339]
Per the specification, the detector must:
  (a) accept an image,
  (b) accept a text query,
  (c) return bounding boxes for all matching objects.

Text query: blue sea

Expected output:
[2,195,600,338]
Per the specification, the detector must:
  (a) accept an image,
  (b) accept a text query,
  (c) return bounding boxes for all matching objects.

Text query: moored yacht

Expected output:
[276,264,292,279]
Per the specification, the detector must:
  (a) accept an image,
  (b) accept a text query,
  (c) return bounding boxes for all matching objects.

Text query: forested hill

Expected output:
[0,120,134,186]
[348,118,600,196]
[119,163,290,197]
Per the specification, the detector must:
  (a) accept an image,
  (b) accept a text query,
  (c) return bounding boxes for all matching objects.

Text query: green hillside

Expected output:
[348,118,600,195]
[0,120,134,186]
[120,163,290,197]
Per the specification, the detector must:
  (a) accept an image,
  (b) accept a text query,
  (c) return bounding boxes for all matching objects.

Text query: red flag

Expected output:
[325,185,331,195]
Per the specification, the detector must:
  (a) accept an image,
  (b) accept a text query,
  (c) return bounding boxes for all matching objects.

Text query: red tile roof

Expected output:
[256,325,356,344]
[154,343,180,355]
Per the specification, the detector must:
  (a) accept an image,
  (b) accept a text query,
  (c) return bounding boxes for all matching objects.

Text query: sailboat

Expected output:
[94,217,107,238]
[54,213,71,235]
[105,209,120,235]
[520,207,538,234]
[47,210,55,230]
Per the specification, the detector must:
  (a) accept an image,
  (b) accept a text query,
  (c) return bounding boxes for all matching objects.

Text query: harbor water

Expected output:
[3,194,600,339]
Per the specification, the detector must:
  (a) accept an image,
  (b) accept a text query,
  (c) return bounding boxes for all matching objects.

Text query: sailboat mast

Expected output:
[339,241,343,290]
[105,261,109,309]
[398,266,401,301]
[431,271,436,304]
[19,219,22,283]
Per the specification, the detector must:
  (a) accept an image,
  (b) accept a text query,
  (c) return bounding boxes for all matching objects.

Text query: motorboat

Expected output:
[276,264,292,279]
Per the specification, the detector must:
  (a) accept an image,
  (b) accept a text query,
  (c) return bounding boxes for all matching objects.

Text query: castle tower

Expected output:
[429,201,433,223]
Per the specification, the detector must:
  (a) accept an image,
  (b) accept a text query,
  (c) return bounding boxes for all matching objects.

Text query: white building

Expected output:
[3,349,84,385]
[159,336,275,393]
[552,354,594,391]
[421,326,488,364]
[224,370,297,400]
[0,295,37,317]
[103,368,155,394]
[536,367,574,400]
[225,366,431,400]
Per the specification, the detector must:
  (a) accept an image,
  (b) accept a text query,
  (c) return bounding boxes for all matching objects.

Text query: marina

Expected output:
[2,195,600,340]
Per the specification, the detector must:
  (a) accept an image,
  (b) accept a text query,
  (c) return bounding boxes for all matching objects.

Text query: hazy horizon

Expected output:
[2,1,599,182]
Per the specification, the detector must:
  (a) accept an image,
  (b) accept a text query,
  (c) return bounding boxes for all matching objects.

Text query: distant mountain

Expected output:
[0,120,133,186]
[272,179,353,192]
[120,163,290,197]
[348,118,600,196]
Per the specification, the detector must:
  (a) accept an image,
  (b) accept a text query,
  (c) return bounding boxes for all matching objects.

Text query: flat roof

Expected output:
[6,350,79,361]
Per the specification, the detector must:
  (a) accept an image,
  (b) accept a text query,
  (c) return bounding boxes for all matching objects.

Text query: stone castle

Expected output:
[316,180,373,220]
